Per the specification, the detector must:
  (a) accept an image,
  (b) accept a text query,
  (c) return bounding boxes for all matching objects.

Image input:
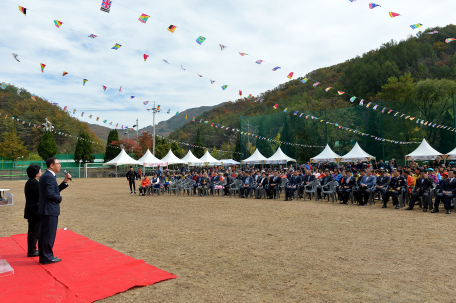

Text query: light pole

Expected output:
[147,101,162,156]
[132,119,139,145]
[41,118,54,132]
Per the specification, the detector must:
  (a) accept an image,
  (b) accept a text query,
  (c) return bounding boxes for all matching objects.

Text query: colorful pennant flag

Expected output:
[12,53,20,62]
[100,0,112,13]
[143,54,149,61]
[369,3,380,9]
[427,31,438,34]
[176,112,179,116]
[445,38,456,43]
[283,108,288,112]
[40,63,46,73]
[389,12,400,18]
[111,43,121,50]
[381,107,386,113]
[83,79,88,86]
[260,99,264,103]
[388,110,393,114]
[221,85,228,90]
[210,80,215,84]
[313,82,320,87]
[359,99,364,106]
[54,20,63,28]
[301,78,308,83]
[248,94,252,99]
[62,71,68,76]
[366,102,372,108]
[293,111,298,115]
[19,6,26,16]
[338,91,345,95]
[102,85,107,91]
[410,23,423,30]
[89,115,93,119]
[287,72,294,79]
[96,117,100,121]
[138,14,150,23]
[196,36,206,45]
[181,65,186,70]
[255,60,263,64]
[197,73,203,77]
[185,114,188,120]
[63,106,67,111]
[119,86,122,92]
[81,112,84,117]
[103,120,107,123]
[73,109,76,114]
[325,87,332,92]
[131,96,135,99]
[239,53,247,56]
[219,44,226,50]
[167,25,177,33]
[239,90,242,96]
[350,96,356,102]
[88,34,97,38]
[157,105,160,110]
[273,104,278,109]
[272,66,281,71]
[373,105,378,110]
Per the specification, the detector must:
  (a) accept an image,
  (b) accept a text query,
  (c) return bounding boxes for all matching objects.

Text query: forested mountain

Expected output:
[169,25,456,162]
[0,85,105,154]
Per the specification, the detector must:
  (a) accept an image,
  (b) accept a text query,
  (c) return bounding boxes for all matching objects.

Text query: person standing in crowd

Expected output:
[137,168,142,180]
[382,169,406,209]
[126,166,137,194]
[139,175,150,196]
[338,170,355,204]
[24,164,42,257]
[38,157,70,264]
[406,170,433,211]
[432,170,456,214]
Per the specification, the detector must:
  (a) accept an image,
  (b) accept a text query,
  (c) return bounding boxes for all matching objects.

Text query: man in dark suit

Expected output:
[197,173,210,196]
[267,171,281,199]
[240,171,254,198]
[255,172,269,199]
[354,169,376,206]
[338,170,355,204]
[209,173,221,195]
[300,170,316,198]
[38,157,70,264]
[371,168,390,199]
[126,166,137,194]
[317,171,332,199]
[406,170,433,211]
[24,164,42,257]
[432,169,456,214]
[382,169,406,209]
[223,173,234,196]
[285,171,301,201]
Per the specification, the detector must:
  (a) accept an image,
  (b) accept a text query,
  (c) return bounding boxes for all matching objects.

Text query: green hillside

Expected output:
[169,25,456,162]
[0,85,105,155]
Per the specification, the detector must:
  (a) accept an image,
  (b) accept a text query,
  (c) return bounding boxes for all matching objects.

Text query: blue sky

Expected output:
[0,0,454,129]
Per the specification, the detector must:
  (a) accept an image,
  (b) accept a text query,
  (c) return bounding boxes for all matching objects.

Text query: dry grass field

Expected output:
[1,178,456,303]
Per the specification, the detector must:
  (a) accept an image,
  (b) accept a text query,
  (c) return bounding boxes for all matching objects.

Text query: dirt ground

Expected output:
[1,178,456,303]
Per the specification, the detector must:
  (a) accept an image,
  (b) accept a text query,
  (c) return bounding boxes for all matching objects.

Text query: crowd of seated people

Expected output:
[132,159,456,214]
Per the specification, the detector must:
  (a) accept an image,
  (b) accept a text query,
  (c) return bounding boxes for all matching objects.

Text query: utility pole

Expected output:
[147,101,162,156]
[245,119,253,148]
[453,94,455,145]
[132,119,139,145]
[325,107,328,145]
[380,99,385,161]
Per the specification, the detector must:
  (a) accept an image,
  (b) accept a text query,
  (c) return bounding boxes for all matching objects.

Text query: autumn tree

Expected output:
[0,127,29,169]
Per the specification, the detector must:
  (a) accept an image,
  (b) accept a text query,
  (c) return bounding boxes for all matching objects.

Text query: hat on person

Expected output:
[379,168,385,172]
[426,168,434,172]
[442,172,448,176]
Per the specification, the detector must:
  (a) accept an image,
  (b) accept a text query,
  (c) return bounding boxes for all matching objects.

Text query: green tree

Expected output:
[193,128,204,158]
[0,127,29,168]
[376,73,415,101]
[171,141,181,158]
[74,131,94,165]
[37,131,58,160]
[211,146,220,160]
[105,129,120,162]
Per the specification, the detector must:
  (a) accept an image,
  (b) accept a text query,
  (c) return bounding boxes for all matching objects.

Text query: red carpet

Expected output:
[0,230,176,302]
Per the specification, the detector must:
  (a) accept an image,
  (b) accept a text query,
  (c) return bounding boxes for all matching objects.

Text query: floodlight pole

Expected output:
[147,101,161,156]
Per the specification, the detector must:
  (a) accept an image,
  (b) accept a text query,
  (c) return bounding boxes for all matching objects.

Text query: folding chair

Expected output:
[230,180,242,198]
[322,181,339,203]
[305,180,320,201]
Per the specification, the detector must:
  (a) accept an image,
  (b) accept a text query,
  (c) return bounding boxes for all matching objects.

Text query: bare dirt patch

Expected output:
[1,178,455,302]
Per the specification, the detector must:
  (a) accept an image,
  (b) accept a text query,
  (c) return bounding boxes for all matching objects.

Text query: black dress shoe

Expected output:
[284,198,289,201]
[395,205,400,209]
[423,208,427,212]
[431,208,439,213]
[41,258,62,265]
[446,210,451,214]
[405,207,413,210]
[382,204,387,208]
[27,251,39,257]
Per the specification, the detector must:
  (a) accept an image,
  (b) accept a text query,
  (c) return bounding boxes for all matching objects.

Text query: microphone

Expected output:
[63,170,73,182]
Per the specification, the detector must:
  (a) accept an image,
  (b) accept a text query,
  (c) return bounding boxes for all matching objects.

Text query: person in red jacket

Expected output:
[139,176,150,196]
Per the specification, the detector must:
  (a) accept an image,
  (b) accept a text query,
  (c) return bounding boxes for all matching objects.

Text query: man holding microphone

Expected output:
[38,157,71,265]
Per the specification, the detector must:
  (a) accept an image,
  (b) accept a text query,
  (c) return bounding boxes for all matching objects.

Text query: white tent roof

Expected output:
[241,148,268,164]
[265,147,296,164]
[161,149,185,165]
[310,144,342,163]
[181,150,203,165]
[199,151,222,165]
[446,146,456,160]
[220,159,241,165]
[137,149,165,167]
[341,142,376,162]
[103,149,141,166]
[406,139,442,160]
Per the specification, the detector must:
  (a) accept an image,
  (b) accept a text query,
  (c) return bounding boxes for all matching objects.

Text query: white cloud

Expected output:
[0,0,454,131]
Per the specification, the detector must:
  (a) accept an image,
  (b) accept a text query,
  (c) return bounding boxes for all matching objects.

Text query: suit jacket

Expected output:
[443,177,456,194]
[242,176,254,186]
[257,177,269,187]
[38,170,68,217]
[269,176,281,187]
[225,176,234,186]
[199,177,210,186]
[289,176,302,186]
[303,175,316,184]
[414,177,433,192]
[376,176,390,188]
[24,178,40,220]
[211,176,220,184]
[339,176,355,189]
[320,176,332,186]
[360,175,376,188]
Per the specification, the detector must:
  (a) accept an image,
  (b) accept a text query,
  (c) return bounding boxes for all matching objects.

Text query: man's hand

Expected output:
[64,174,72,183]
[377,186,383,189]
[417,188,420,192]
[396,187,400,191]
[362,184,366,188]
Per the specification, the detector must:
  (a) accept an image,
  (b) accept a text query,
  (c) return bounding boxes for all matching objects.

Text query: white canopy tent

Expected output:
[265,147,296,164]
[161,149,185,166]
[137,149,165,167]
[103,149,141,177]
[445,146,456,160]
[220,159,241,165]
[241,148,268,164]
[181,150,203,165]
[310,144,342,163]
[406,139,442,161]
[341,142,376,162]
[198,151,222,166]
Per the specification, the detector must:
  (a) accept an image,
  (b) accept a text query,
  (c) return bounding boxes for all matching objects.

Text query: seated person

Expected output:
[223,173,235,196]
[209,173,221,195]
[255,172,269,199]
[240,171,254,198]
[285,171,302,201]
[406,170,433,211]
[197,173,210,196]
[139,175,151,195]
[338,170,355,204]
[266,171,281,199]
[150,173,160,190]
